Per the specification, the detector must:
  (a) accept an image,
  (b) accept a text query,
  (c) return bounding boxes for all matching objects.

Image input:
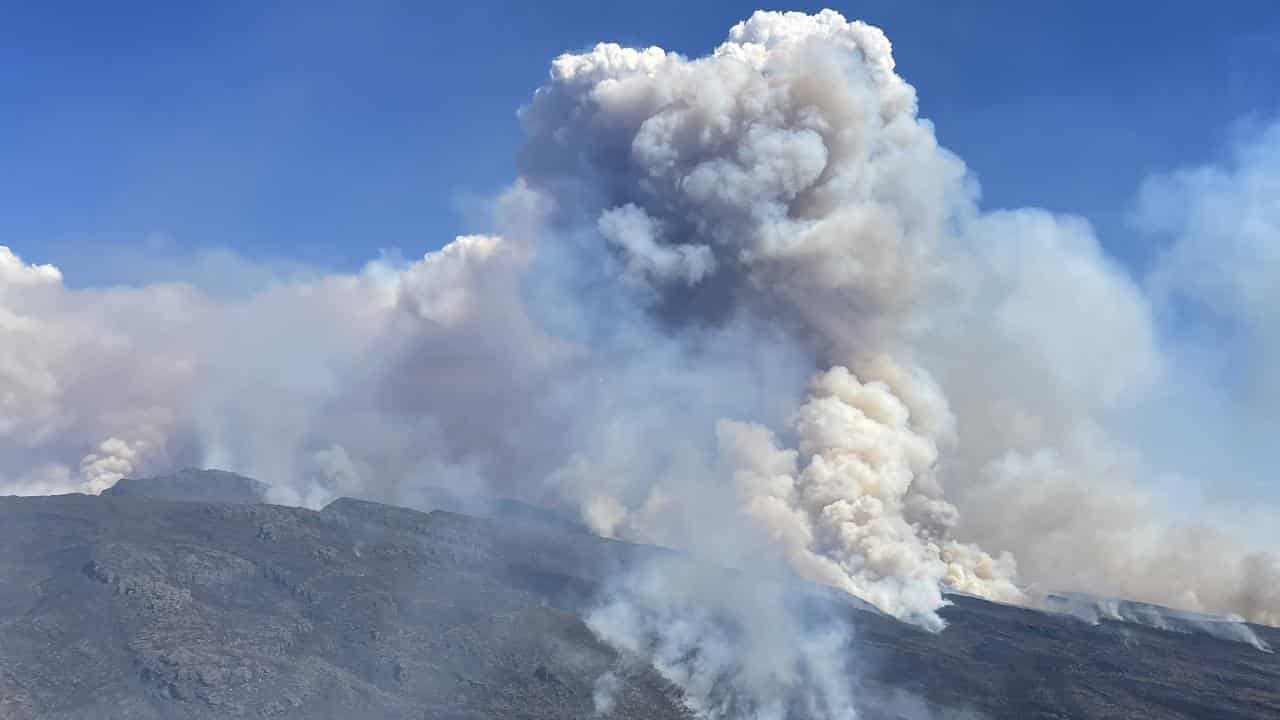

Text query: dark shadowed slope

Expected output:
[101,469,269,505]
[0,474,1277,719]
[0,493,690,720]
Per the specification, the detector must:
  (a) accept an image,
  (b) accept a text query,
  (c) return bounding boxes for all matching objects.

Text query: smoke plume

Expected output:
[719,366,1020,631]
[2,13,1278,709]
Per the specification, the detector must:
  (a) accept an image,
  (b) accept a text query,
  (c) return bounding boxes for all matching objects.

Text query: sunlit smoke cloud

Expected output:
[720,366,1021,629]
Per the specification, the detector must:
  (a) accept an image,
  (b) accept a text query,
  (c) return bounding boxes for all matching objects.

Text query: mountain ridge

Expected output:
[1,471,1277,719]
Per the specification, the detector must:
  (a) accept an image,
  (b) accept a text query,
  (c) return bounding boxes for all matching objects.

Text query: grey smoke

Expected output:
[587,552,860,720]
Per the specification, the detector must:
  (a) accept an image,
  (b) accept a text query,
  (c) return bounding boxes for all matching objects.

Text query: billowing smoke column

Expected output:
[719,368,1021,631]
[516,9,1025,626]
[2,12,1278,701]
[518,9,961,360]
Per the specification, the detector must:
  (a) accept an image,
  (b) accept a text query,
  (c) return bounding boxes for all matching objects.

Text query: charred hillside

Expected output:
[0,473,1277,720]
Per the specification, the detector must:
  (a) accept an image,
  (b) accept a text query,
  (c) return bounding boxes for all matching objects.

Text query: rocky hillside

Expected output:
[1,473,1277,719]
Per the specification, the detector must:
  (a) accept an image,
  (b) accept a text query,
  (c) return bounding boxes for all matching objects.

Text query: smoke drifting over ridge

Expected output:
[2,5,1278,652]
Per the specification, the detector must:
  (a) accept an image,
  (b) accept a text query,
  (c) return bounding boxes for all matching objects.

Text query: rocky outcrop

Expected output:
[101,469,269,505]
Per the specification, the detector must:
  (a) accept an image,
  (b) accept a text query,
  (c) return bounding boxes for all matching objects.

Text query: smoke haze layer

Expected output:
[2,8,1277,643]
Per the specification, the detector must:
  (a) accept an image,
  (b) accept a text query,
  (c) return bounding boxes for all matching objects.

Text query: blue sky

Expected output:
[2,1,1278,284]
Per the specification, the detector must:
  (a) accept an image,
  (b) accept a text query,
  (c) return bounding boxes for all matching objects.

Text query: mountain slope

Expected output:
[0,476,1277,719]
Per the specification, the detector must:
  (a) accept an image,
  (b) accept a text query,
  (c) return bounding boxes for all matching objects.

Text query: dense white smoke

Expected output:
[720,366,1020,630]
[514,10,1032,628]
[2,7,1277,692]
[517,9,964,361]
